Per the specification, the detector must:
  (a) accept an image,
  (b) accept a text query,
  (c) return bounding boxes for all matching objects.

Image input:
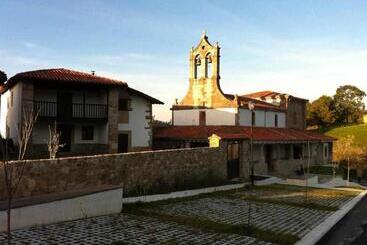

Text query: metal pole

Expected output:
[251,123,254,186]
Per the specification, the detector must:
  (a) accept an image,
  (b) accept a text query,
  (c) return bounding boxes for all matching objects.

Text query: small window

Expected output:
[251,111,256,126]
[323,144,328,159]
[81,126,94,140]
[118,99,130,111]
[274,114,278,127]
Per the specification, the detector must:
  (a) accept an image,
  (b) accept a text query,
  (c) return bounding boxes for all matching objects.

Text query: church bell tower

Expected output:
[178,32,234,108]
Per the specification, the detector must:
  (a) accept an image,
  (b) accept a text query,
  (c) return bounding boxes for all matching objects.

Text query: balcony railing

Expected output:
[34,101,108,119]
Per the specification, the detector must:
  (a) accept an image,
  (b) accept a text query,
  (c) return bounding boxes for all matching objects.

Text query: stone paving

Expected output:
[0,213,271,245]
[152,197,332,237]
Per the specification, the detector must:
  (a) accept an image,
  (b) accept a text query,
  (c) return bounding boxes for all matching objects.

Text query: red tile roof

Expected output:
[243,90,308,102]
[6,68,127,89]
[237,96,285,112]
[154,126,335,142]
[243,90,277,99]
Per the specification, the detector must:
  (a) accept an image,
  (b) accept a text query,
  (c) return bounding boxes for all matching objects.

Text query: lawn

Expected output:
[325,123,367,146]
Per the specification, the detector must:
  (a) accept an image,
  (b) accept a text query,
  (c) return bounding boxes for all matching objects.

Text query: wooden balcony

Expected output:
[34,101,108,121]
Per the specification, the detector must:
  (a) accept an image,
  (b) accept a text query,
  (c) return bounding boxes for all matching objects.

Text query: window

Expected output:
[205,53,212,78]
[323,144,328,159]
[274,114,278,127]
[81,126,94,140]
[194,55,201,79]
[251,111,256,126]
[118,99,130,111]
[293,145,303,159]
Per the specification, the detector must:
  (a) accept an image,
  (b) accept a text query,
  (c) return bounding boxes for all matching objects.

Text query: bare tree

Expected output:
[47,122,64,159]
[1,107,38,243]
[17,107,39,160]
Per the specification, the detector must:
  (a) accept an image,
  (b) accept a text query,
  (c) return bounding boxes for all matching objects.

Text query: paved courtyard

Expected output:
[154,197,331,237]
[0,184,361,245]
[0,213,271,245]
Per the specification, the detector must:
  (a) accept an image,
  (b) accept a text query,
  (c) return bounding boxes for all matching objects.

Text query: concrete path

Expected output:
[317,195,367,245]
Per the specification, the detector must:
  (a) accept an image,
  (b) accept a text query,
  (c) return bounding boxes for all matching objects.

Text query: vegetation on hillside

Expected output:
[307,85,366,128]
[326,124,367,147]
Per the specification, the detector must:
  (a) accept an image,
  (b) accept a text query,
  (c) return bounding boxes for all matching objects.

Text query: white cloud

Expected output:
[19,41,38,49]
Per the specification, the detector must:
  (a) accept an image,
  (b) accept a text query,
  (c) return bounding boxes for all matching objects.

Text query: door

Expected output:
[227,142,240,179]
[118,133,129,153]
[199,111,206,126]
[265,145,274,172]
[58,92,73,120]
[58,124,72,152]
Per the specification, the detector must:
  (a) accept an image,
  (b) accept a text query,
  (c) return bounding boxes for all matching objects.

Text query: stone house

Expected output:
[154,34,335,178]
[0,68,162,157]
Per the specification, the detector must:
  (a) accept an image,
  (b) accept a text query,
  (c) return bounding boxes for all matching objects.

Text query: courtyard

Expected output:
[0,184,362,245]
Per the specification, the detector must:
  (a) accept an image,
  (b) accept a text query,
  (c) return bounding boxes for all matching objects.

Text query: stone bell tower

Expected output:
[178,32,234,108]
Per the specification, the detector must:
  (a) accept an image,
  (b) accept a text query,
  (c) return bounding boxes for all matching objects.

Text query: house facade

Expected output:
[0,68,162,157]
[154,34,334,178]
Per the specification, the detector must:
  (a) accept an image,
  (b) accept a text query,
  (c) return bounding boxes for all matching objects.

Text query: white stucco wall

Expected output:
[32,122,108,145]
[173,108,237,126]
[0,188,123,232]
[118,95,151,148]
[238,109,285,128]
[0,83,22,142]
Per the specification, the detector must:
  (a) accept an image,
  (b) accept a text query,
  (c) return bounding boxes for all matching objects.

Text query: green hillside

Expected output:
[325,124,367,146]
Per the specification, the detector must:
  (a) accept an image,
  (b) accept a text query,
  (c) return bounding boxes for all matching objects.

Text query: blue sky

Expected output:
[1,0,367,121]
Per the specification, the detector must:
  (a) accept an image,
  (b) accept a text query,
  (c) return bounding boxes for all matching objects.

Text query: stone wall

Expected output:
[0,146,227,201]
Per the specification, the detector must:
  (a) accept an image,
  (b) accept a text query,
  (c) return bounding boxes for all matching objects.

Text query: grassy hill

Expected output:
[325,123,367,146]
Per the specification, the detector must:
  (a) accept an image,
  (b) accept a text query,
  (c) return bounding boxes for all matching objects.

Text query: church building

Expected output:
[154,33,334,178]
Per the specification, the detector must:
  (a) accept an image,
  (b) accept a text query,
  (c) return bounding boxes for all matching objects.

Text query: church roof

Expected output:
[154,126,335,142]
[243,90,308,102]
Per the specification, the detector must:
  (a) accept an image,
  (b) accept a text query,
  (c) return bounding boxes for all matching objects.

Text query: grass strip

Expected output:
[237,195,338,211]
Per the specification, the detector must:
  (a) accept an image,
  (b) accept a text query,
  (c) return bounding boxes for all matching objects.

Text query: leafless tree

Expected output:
[1,106,38,243]
[17,107,39,160]
[47,122,64,159]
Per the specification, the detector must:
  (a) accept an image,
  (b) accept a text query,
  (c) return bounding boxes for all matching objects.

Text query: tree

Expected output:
[307,95,335,128]
[334,85,366,124]
[1,107,38,244]
[333,135,364,184]
[47,122,64,159]
[0,70,7,85]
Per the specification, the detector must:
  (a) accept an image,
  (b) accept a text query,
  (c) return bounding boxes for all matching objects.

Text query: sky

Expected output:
[1,0,367,121]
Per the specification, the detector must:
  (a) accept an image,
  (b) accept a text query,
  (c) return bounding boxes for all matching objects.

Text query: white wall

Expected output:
[173,108,237,126]
[32,122,108,145]
[0,83,22,142]
[239,109,286,128]
[0,188,123,232]
[118,95,151,148]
